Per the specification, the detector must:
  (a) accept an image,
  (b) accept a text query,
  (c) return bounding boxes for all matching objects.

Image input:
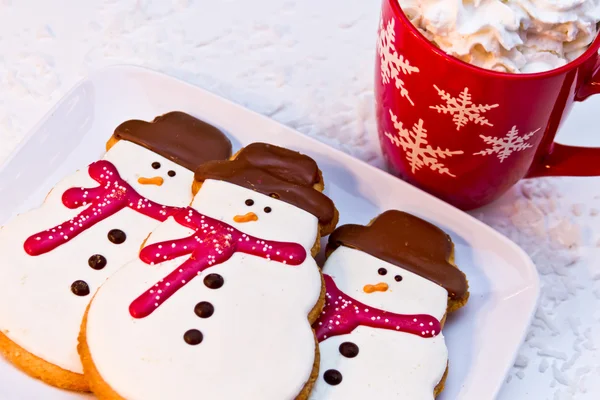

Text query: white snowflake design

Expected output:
[384,110,464,177]
[474,126,540,163]
[429,85,499,131]
[378,19,419,106]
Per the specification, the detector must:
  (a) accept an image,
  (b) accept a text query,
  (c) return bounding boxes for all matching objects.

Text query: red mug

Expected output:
[375,0,600,210]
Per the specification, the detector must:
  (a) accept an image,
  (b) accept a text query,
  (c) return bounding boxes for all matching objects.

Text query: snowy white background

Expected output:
[2,1,600,399]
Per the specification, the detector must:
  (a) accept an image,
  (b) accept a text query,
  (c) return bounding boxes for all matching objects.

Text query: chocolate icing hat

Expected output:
[327,210,468,299]
[194,143,336,224]
[114,111,232,171]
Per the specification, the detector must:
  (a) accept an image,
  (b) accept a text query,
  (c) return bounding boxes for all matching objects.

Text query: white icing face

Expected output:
[104,140,194,206]
[191,179,319,251]
[322,246,448,321]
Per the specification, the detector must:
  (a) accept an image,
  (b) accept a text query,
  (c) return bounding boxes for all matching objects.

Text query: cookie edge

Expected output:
[0,330,89,392]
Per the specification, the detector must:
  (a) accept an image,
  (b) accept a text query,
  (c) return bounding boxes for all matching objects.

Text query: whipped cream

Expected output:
[399,0,600,73]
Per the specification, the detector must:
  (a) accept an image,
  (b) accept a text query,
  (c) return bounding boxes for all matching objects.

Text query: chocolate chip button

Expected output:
[339,342,359,358]
[203,273,224,289]
[184,329,203,345]
[88,254,107,270]
[108,229,126,244]
[71,280,90,296]
[194,301,214,318]
[323,369,343,385]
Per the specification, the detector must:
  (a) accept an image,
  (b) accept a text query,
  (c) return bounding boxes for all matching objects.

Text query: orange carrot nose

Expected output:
[363,282,389,293]
[138,176,164,186]
[233,212,259,223]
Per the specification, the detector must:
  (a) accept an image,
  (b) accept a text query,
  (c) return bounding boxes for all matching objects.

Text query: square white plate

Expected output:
[0,65,539,400]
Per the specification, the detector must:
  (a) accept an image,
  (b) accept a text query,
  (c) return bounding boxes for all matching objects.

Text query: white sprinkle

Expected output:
[553,364,571,386]
[537,349,568,361]
[155,296,160,300]
[166,282,171,286]
[49,236,53,239]
[512,355,529,369]
[539,359,549,373]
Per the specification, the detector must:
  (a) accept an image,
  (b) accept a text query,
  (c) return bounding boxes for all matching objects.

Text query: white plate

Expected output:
[0,65,539,400]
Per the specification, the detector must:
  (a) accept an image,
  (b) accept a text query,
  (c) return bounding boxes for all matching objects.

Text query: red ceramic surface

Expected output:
[375,0,600,210]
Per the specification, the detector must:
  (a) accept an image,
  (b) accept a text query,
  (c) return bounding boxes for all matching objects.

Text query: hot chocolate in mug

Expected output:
[375,0,600,210]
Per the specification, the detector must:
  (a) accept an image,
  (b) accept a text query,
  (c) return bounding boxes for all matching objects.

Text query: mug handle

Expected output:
[527,61,600,178]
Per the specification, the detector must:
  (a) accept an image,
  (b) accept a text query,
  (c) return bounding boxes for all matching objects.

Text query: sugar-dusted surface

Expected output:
[1,1,599,399]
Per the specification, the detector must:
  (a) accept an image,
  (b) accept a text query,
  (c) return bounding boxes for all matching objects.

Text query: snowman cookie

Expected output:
[310,210,469,399]
[80,143,338,400]
[0,111,232,391]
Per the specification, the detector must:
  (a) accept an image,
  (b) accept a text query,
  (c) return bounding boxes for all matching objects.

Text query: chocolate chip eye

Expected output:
[151,162,161,169]
[395,275,403,282]
[378,268,387,276]
[245,199,254,206]
[168,170,176,177]
[264,207,272,213]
